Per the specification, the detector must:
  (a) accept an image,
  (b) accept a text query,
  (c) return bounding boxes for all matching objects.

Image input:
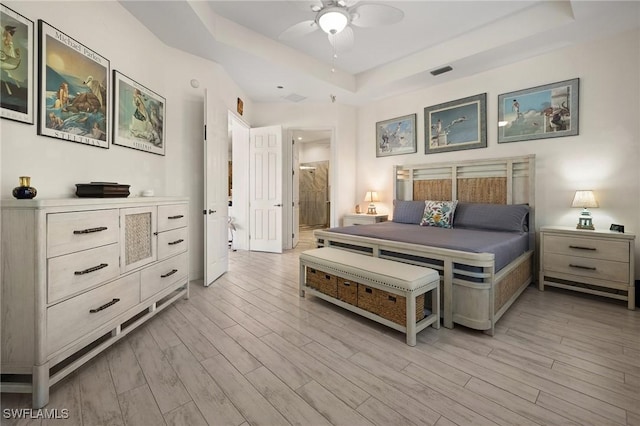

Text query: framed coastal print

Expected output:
[1,4,34,124]
[38,20,109,148]
[498,78,579,143]
[376,113,417,157]
[425,93,487,154]
[113,70,165,155]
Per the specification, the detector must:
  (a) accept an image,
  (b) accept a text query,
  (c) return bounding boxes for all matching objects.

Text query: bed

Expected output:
[314,155,535,335]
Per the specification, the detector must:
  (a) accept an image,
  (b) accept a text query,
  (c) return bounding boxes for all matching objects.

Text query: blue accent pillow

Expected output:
[454,203,529,232]
[420,200,458,228]
[392,200,426,224]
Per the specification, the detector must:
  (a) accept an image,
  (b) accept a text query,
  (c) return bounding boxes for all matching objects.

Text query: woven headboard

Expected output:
[393,155,535,206]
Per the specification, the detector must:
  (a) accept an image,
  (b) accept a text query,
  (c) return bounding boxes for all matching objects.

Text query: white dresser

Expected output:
[1,197,190,408]
[539,226,635,309]
[342,213,388,226]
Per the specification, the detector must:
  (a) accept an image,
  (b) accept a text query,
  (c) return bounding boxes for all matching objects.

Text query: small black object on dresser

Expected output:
[75,182,130,198]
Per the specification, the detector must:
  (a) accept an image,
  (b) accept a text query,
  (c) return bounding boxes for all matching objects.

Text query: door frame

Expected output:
[285,127,336,250]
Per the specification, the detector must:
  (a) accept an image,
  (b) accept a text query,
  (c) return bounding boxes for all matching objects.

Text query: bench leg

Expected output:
[432,282,440,329]
[406,293,417,346]
[299,262,305,297]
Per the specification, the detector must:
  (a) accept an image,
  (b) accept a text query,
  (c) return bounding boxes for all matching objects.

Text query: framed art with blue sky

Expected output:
[498,78,579,143]
[424,93,487,154]
[376,113,417,157]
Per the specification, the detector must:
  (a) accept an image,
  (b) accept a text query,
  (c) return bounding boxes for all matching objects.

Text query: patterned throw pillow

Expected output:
[420,200,458,228]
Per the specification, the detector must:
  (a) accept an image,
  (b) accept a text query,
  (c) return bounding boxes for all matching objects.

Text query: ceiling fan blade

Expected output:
[350,3,404,28]
[279,20,319,40]
[328,26,354,53]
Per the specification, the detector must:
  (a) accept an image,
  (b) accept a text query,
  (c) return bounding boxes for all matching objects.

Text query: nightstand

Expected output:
[539,226,636,309]
[343,213,388,226]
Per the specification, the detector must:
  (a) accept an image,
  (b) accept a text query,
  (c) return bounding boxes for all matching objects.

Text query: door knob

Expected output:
[274,204,282,207]
[209,209,216,214]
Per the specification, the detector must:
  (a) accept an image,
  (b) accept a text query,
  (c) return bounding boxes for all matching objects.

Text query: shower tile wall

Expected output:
[300,161,329,227]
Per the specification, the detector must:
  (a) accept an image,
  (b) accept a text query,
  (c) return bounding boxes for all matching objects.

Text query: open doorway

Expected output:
[291,129,332,247]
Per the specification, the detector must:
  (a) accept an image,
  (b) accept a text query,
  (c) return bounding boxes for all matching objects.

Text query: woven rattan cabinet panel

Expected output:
[1,197,189,409]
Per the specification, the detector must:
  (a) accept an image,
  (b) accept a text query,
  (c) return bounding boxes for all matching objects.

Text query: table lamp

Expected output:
[364,191,380,215]
[571,190,598,230]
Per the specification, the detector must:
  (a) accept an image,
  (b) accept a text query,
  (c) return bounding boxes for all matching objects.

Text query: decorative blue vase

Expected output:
[12,176,37,199]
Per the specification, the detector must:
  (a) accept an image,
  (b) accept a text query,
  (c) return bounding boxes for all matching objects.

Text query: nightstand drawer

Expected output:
[47,210,119,257]
[543,253,629,283]
[543,235,629,262]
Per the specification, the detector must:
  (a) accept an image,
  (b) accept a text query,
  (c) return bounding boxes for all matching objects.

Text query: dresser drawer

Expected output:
[47,273,140,355]
[48,210,119,257]
[543,235,629,262]
[543,253,629,284]
[47,243,120,303]
[140,252,188,301]
[157,204,188,232]
[158,227,188,260]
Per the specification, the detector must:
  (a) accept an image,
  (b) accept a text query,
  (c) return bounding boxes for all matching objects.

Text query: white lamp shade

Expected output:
[364,191,380,203]
[318,8,349,34]
[571,190,598,208]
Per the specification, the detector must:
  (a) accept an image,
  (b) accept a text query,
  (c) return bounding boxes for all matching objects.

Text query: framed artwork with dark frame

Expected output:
[424,93,487,154]
[113,70,165,156]
[498,78,579,143]
[1,4,34,124]
[37,20,109,148]
[375,113,417,157]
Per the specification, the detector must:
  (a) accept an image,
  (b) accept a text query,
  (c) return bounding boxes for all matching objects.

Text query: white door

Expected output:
[249,125,283,253]
[204,89,229,286]
[292,138,300,248]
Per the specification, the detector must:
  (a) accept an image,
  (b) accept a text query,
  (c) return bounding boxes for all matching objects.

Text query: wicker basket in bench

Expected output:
[306,267,338,298]
[357,284,425,325]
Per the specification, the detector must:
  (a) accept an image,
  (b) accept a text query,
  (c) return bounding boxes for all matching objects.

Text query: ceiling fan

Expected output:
[279,0,404,53]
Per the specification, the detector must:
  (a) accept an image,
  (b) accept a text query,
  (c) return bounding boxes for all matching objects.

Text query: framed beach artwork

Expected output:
[375,113,417,157]
[112,70,165,155]
[424,93,487,154]
[498,78,579,143]
[1,4,34,124]
[38,20,109,148]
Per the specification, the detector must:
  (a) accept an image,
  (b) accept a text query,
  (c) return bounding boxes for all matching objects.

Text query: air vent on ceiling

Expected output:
[430,66,453,76]
[284,93,307,103]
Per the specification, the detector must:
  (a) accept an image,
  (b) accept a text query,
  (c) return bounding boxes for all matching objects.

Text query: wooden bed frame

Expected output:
[315,155,535,335]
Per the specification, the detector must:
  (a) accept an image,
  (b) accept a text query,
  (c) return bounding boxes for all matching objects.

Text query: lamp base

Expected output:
[576,216,594,230]
[367,204,377,215]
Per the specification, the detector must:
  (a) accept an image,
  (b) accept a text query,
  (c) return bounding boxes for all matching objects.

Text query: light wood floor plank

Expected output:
[106,340,146,395]
[128,328,191,414]
[201,354,290,426]
[551,361,640,398]
[295,381,375,426]
[535,391,622,426]
[224,324,313,390]
[303,341,442,426]
[76,355,124,426]
[185,291,237,329]
[464,377,580,426]
[42,374,82,426]
[117,385,165,426]
[162,304,221,361]
[355,397,417,426]
[260,331,371,409]
[164,344,244,426]
[245,366,333,426]
[171,300,262,374]
[144,311,182,352]
[163,401,207,426]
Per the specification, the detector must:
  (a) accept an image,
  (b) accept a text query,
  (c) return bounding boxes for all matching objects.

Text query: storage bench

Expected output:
[299,247,440,346]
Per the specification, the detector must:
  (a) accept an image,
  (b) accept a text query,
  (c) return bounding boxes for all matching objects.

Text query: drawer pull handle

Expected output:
[161,269,178,278]
[168,215,184,220]
[74,263,108,275]
[89,298,120,313]
[569,264,597,271]
[343,281,351,286]
[388,295,397,303]
[324,274,331,280]
[73,226,108,235]
[365,288,373,294]
[569,245,596,251]
[168,239,184,246]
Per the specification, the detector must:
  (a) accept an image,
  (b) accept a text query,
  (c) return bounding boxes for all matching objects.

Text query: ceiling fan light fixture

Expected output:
[317,8,349,35]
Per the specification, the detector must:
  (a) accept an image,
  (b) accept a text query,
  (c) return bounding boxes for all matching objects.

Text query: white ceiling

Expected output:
[120,1,640,106]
